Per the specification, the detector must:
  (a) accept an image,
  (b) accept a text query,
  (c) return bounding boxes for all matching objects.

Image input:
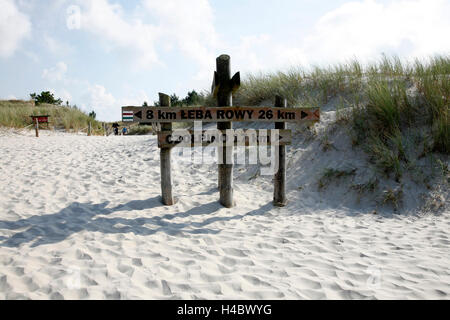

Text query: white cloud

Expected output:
[87,84,116,108]
[0,0,31,57]
[297,0,450,65]
[23,50,39,63]
[83,84,117,121]
[144,0,221,88]
[118,90,151,108]
[228,34,283,73]
[54,88,72,103]
[76,0,161,69]
[42,62,68,82]
[78,84,154,122]
[221,0,450,75]
[43,35,73,55]
[143,0,218,66]
[75,0,220,72]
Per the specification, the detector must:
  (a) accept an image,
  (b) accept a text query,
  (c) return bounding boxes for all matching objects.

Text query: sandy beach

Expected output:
[1,0,449,302]
[0,125,448,300]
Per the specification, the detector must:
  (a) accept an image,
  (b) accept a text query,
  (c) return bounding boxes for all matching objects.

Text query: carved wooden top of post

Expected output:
[158,93,171,107]
[211,55,240,100]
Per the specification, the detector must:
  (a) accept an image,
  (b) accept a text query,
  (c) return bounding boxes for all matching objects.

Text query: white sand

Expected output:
[0,123,449,300]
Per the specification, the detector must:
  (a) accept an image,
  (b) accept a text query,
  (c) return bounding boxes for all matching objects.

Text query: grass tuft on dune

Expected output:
[227,55,449,180]
[0,101,105,135]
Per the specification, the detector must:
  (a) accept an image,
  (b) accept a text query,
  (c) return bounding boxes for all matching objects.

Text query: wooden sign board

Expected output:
[122,106,319,123]
[30,115,50,123]
[158,129,292,148]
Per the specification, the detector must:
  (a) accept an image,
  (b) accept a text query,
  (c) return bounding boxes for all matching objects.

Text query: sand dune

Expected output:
[0,124,448,299]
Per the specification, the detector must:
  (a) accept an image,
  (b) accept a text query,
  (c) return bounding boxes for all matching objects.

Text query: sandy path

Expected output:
[0,131,449,299]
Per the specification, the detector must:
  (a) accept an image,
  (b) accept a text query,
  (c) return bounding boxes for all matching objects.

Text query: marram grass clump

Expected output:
[0,101,105,135]
[226,55,449,181]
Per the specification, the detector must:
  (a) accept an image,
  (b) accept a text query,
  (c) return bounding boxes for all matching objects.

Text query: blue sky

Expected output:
[1,0,449,121]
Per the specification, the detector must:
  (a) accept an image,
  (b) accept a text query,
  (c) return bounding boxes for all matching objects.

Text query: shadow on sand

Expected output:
[0,197,273,248]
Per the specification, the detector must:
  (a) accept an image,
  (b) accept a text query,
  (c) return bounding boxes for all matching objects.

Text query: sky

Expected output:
[1,0,449,121]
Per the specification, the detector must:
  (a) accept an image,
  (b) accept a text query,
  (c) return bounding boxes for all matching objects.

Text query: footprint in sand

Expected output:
[222,248,248,257]
[161,280,172,296]
[217,264,234,274]
[117,264,134,277]
[14,266,25,276]
[159,263,180,274]
[76,250,93,260]
[242,275,272,287]
[50,292,64,300]
[22,276,39,292]
[131,258,143,267]
[0,275,12,292]
[221,257,237,267]
[104,290,121,300]
[77,288,89,299]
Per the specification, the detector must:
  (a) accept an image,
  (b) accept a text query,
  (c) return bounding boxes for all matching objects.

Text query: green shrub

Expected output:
[30,91,62,105]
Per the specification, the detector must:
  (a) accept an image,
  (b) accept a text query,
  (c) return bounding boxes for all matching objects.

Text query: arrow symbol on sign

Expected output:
[135,110,142,119]
[301,111,308,119]
[314,109,320,119]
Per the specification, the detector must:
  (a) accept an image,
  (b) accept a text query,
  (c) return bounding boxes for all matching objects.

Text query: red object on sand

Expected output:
[30,115,49,123]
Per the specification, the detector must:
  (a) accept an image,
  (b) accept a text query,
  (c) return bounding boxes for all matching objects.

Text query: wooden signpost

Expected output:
[121,105,319,123]
[274,96,287,207]
[34,117,39,138]
[159,93,175,206]
[214,55,238,207]
[30,115,50,137]
[122,54,320,208]
[157,129,292,148]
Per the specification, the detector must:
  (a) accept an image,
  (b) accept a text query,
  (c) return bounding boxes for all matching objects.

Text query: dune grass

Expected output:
[127,125,153,135]
[0,101,105,135]
[228,54,449,181]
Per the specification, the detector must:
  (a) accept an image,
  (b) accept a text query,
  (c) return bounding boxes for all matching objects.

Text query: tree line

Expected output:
[29,91,97,119]
[148,90,206,107]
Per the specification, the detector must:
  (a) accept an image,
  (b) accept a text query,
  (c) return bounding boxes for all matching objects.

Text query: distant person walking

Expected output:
[122,127,128,135]
[112,122,119,136]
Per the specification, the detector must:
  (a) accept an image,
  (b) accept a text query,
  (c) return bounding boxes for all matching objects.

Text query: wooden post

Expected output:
[214,54,240,208]
[159,93,175,205]
[274,95,287,207]
[88,122,92,136]
[34,117,39,138]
